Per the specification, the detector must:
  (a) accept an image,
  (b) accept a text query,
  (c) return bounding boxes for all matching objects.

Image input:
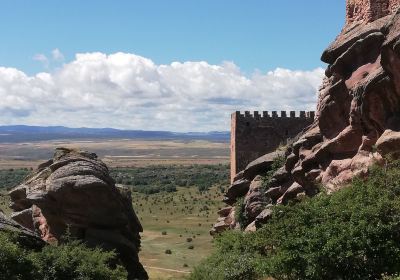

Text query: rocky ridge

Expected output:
[8,147,148,280]
[212,0,400,234]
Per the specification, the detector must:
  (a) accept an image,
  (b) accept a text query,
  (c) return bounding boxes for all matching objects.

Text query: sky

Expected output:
[0,0,345,132]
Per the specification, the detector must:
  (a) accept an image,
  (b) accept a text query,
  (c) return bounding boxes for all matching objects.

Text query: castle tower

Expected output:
[346,0,400,24]
[230,111,314,182]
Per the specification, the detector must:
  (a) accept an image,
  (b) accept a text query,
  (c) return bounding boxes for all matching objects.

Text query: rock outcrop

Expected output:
[211,151,283,234]
[0,212,45,250]
[291,0,400,193]
[8,148,148,280]
[213,0,400,234]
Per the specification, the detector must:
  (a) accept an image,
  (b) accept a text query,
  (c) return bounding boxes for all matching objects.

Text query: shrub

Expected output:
[0,168,30,190]
[186,237,193,242]
[188,245,194,250]
[109,165,229,194]
[190,251,260,280]
[161,231,167,235]
[191,160,400,280]
[0,232,37,279]
[234,197,250,230]
[0,231,127,280]
[165,249,172,254]
[31,240,127,280]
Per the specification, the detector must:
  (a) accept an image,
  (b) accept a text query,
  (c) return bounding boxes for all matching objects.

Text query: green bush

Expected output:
[234,197,249,230]
[0,169,30,190]
[0,232,37,280]
[190,251,261,280]
[191,160,400,280]
[110,164,229,194]
[31,240,127,280]
[0,232,127,280]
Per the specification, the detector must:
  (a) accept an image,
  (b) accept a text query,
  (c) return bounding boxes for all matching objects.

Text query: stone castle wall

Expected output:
[230,111,314,181]
[346,0,400,24]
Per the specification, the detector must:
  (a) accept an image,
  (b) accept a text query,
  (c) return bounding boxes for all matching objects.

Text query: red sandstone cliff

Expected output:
[212,0,400,234]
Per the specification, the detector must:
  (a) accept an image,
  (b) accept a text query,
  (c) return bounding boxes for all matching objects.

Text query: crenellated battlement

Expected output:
[230,110,314,182]
[233,110,315,120]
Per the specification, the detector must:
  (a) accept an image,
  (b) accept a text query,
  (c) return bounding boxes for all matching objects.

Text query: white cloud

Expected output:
[0,52,325,132]
[51,48,65,62]
[33,54,49,68]
[34,49,64,69]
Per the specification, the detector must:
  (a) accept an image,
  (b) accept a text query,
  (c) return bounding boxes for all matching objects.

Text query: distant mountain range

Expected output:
[0,125,230,143]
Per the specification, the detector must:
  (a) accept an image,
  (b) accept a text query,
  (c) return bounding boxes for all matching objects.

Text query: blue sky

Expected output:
[0,1,345,131]
[0,0,344,74]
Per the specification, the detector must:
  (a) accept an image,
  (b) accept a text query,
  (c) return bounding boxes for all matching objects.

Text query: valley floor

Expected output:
[134,186,224,279]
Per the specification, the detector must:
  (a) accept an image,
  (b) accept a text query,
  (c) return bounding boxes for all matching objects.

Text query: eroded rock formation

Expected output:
[212,0,400,234]
[9,148,148,280]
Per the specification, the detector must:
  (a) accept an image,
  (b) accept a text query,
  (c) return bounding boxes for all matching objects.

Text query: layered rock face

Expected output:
[347,0,400,24]
[9,148,148,280]
[300,0,400,193]
[212,0,400,234]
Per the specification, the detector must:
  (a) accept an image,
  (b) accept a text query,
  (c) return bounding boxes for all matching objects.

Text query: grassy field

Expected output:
[0,185,225,279]
[0,137,230,279]
[135,185,225,279]
[0,139,229,169]
[0,190,10,216]
[0,162,228,280]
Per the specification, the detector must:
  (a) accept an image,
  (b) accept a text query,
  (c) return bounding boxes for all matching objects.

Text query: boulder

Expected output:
[255,208,273,228]
[210,207,237,236]
[233,170,244,182]
[210,220,231,236]
[243,151,284,181]
[8,148,148,280]
[11,208,34,231]
[265,186,284,201]
[217,206,233,217]
[0,213,45,250]
[277,182,305,205]
[225,179,251,203]
[376,129,400,157]
[244,176,267,220]
[244,221,257,232]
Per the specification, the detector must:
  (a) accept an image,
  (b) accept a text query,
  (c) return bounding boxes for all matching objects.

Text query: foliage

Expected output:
[0,168,30,190]
[261,155,285,192]
[0,232,37,280]
[234,197,250,230]
[110,164,229,194]
[190,250,261,280]
[191,160,400,280]
[0,231,127,280]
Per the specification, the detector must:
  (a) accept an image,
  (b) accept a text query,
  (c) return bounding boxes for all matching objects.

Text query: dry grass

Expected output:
[0,139,229,169]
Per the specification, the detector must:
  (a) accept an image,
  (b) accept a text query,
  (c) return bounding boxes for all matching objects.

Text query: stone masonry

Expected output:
[230,111,314,182]
[346,0,400,24]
